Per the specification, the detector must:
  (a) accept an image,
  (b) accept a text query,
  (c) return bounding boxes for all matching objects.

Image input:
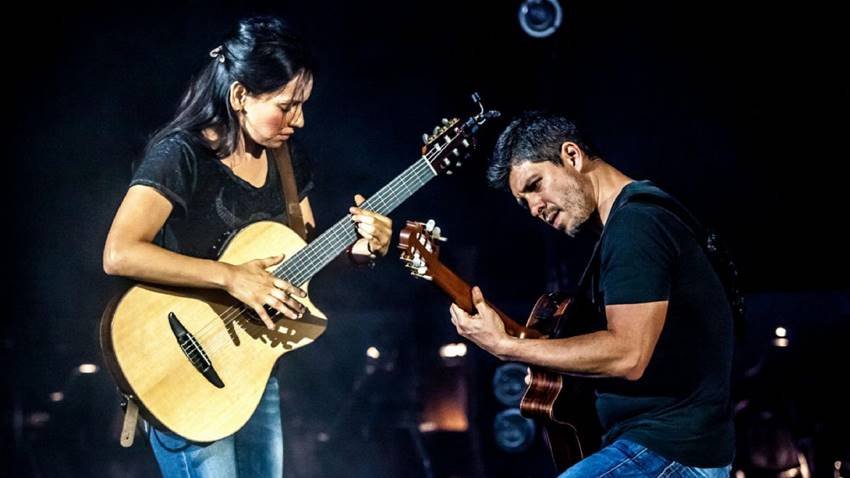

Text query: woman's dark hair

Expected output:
[148,16,315,157]
[487,111,600,190]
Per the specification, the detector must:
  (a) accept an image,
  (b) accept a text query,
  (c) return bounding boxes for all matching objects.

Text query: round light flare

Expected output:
[518,0,563,39]
[366,346,380,360]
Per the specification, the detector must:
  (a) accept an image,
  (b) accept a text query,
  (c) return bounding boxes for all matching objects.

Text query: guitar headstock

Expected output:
[398,219,447,281]
[421,92,500,176]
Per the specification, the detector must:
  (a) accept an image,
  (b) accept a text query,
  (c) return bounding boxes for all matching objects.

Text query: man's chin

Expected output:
[564,218,588,238]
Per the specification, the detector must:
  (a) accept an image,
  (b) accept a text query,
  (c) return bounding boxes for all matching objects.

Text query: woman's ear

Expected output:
[229,82,247,112]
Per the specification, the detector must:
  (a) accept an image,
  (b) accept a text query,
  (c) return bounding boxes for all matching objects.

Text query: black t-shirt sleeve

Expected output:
[130,136,197,217]
[600,204,681,305]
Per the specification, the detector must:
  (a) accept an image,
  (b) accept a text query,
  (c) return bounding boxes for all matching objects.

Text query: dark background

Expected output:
[8,1,849,477]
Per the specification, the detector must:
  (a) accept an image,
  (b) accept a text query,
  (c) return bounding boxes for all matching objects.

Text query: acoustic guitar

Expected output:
[100,99,499,442]
[398,220,601,471]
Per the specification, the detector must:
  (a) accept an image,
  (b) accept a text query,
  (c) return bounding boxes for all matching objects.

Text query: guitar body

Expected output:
[100,221,328,442]
[519,294,602,471]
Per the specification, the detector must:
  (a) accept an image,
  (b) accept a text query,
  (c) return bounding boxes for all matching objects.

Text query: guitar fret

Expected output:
[274,157,437,285]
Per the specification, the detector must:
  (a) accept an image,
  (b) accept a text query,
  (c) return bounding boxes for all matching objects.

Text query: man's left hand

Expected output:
[450,286,512,359]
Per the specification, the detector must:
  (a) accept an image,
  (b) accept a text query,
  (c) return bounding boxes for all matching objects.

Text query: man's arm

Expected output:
[450,287,667,380]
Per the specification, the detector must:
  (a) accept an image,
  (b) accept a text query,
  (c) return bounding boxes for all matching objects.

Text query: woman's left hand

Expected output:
[350,193,392,257]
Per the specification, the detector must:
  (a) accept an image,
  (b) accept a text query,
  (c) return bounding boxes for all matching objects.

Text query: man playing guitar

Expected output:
[449,112,734,477]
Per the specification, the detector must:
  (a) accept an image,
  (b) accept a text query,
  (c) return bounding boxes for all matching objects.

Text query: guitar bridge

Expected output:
[168,312,225,388]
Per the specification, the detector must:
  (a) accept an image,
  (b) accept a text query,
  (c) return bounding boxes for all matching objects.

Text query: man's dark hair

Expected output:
[487,111,600,190]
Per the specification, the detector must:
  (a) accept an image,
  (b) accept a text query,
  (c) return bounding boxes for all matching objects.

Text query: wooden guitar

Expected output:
[398,220,601,472]
[100,100,500,442]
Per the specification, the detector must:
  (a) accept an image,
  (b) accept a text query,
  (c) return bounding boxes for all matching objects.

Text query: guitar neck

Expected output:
[273,157,438,286]
[427,260,541,339]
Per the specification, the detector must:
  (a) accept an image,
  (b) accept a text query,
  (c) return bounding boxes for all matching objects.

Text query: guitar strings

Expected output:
[180,153,442,362]
[188,157,435,360]
[184,121,472,362]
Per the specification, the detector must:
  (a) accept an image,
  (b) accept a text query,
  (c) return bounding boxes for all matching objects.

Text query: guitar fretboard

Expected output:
[273,156,438,285]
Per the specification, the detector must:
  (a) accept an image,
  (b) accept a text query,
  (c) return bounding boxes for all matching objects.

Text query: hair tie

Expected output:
[209,45,225,64]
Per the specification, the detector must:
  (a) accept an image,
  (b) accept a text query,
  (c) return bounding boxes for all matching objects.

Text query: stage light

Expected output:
[518,0,563,38]
[492,362,529,407]
[77,364,98,374]
[418,421,438,432]
[775,326,787,338]
[439,342,467,358]
[366,346,381,359]
[49,392,64,402]
[493,408,535,452]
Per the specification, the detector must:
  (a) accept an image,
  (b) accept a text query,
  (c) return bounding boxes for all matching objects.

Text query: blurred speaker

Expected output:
[492,362,528,407]
[493,408,536,453]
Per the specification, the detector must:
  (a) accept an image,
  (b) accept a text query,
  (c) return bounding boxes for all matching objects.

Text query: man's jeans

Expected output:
[559,438,732,477]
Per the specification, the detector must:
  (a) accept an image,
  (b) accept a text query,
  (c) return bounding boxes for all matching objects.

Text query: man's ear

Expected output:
[560,141,585,172]
[229,82,247,112]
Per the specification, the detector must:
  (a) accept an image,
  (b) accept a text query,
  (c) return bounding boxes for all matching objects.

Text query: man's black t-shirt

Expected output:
[130,132,313,259]
[593,181,734,467]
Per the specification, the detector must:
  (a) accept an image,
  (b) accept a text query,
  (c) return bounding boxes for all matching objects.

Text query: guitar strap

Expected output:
[120,398,139,447]
[269,143,308,240]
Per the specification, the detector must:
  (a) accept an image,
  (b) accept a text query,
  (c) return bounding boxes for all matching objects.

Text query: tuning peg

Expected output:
[422,133,429,144]
[452,148,460,157]
[441,118,450,125]
[425,219,436,232]
[462,139,470,148]
[431,226,448,242]
[409,271,433,281]
[433,126,441,134]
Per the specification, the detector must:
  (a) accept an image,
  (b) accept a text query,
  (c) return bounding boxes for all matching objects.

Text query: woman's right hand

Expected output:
[223,255,307,329]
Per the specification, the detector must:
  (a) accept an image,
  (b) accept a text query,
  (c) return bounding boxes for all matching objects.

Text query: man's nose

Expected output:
[529,196,545,218]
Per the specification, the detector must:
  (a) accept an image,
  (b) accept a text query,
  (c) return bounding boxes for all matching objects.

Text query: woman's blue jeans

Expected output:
[149,377,283,478]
